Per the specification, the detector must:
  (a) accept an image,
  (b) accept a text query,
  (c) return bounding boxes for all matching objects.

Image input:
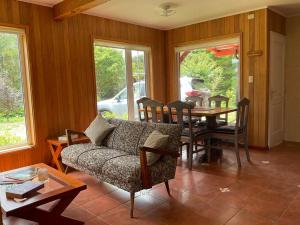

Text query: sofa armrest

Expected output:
[139,147,179,189]
[65,129,86,146]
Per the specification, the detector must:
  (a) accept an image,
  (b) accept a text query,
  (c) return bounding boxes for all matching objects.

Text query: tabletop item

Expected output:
[5,181,44,199]
[5,168,37,182]
[37,168,49,181]
[0,163,86,224]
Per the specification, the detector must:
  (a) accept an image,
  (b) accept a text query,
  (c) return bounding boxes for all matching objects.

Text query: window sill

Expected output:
[0,145,34,155]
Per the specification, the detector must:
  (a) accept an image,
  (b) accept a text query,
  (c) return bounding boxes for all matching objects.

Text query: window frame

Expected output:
[93,39,151,120]
[0,25,35,152]
[174,35,241,103]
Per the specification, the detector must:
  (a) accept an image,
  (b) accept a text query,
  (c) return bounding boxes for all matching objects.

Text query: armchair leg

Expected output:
[130,192,135,218]
[164,181,170,195]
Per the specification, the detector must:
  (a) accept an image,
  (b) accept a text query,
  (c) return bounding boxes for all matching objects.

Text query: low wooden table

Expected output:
[0,163,86,225]
[47,137,89,172]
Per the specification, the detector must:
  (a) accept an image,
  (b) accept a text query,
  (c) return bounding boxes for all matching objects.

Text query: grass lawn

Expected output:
[0,117,27,147]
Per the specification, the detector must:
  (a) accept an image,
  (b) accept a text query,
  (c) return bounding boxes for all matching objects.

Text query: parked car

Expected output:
[97,77,211,118]
[97,81,146,118]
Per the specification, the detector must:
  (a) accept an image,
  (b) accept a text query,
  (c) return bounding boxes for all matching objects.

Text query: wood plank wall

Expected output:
[166,9,271,148]
[0,0,166,171]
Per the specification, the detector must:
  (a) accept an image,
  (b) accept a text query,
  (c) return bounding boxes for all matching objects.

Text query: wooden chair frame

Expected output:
[209,95,230,124]
[136,97,151,122]
[210,98,251,167]
[143,99,164,123]
[167,100,210,169]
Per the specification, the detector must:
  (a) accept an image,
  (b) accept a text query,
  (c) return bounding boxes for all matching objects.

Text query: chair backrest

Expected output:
[185,96,203,107]
[143,99,164,123]
[136,97,150,121]
[208,95,229,107]
[167,100,193,136]
[209,95,230,122]
[236,98,250,132]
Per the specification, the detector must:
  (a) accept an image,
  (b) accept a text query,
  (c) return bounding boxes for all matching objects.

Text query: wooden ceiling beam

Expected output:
[54,0,110,20]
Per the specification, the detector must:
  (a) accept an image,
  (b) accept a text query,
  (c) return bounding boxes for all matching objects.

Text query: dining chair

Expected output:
[185,96,204,107]
[210,97,251,168]
[143,99,164,123]
[136,97,151,122]
[208,95,230,126]
[167,100,211,169]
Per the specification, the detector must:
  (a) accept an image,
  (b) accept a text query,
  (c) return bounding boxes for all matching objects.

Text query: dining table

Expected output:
[139,105,237,163]
[140,106,236,129]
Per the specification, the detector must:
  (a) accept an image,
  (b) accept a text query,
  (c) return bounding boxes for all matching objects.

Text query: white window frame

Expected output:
[0,26,35,152]
[93,40,150,120]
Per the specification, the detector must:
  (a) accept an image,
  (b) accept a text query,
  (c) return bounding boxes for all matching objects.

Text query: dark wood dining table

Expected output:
[140,106,237,163]
[140,106,237,129]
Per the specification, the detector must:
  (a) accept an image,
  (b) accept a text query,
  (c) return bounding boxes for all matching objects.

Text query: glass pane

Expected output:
[131,50,146,120]
[179,44,239,122]
[94,46,128,119]
[0,32,27,148]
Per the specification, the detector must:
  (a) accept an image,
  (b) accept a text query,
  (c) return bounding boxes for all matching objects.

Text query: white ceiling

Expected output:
[19,0,300,30]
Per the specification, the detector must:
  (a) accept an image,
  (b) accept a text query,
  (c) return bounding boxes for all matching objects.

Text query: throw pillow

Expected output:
[143,130,169,166]
[85,115,115,146]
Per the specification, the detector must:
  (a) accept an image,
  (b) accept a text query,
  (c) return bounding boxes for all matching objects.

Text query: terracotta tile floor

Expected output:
[3,142,300,225]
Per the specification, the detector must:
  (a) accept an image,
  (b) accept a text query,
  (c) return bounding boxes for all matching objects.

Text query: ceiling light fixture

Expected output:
[159,3,177,17]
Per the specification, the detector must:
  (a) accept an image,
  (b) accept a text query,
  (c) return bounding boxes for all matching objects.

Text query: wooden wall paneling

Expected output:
[0,0,166,171]
[267,9,286,35]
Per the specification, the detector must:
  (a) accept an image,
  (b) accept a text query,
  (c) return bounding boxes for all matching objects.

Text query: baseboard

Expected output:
[248,145,269,151]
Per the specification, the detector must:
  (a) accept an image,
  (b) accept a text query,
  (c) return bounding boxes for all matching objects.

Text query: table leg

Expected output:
[206,115,217,129]
[49,143,65,172]
[199,116,222,163]
[12,193,83,225]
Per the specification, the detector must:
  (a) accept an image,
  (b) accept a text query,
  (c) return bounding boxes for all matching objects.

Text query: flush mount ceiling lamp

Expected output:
[159,2,177,17]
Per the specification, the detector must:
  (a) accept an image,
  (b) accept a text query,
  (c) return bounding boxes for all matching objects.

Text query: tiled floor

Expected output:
[4,142,300,225]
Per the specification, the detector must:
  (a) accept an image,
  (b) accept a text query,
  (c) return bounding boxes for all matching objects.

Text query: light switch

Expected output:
[248,76,254,83]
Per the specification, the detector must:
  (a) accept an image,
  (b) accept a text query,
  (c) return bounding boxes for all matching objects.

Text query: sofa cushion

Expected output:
[101,155,141,185]
[138,122,182,154]
[100,154,177,192]
[143,130,169,166]
[105,120,146,155]
[61,143,129,172]
[84,115,115,145]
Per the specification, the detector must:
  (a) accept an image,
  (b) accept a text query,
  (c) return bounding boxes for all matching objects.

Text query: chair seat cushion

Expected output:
[61,143,129,172]
[216,121,228,126]
[215,125,242,134]
[182,127,210,136]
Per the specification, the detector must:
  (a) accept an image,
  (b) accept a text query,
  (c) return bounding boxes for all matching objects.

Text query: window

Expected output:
[176,37,240,122]
[0,26,34,150]
[94,41,149,120]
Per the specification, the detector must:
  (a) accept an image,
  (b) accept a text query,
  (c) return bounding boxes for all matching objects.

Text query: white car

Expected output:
[97,81,146,118]
[97,77,211,118]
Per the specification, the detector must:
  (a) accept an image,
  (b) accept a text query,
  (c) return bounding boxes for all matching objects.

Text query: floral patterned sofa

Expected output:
[61,119,181,217]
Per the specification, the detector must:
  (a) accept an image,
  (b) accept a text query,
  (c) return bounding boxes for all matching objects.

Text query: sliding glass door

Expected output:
[94,42,149,120]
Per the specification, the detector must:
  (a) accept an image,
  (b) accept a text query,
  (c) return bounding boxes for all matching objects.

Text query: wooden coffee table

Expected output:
[0,163,86,225]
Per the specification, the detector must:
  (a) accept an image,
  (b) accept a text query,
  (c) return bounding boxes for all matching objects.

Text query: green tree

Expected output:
[180,49,238,107]
[0,32,24,119]
[94,46,126,100]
